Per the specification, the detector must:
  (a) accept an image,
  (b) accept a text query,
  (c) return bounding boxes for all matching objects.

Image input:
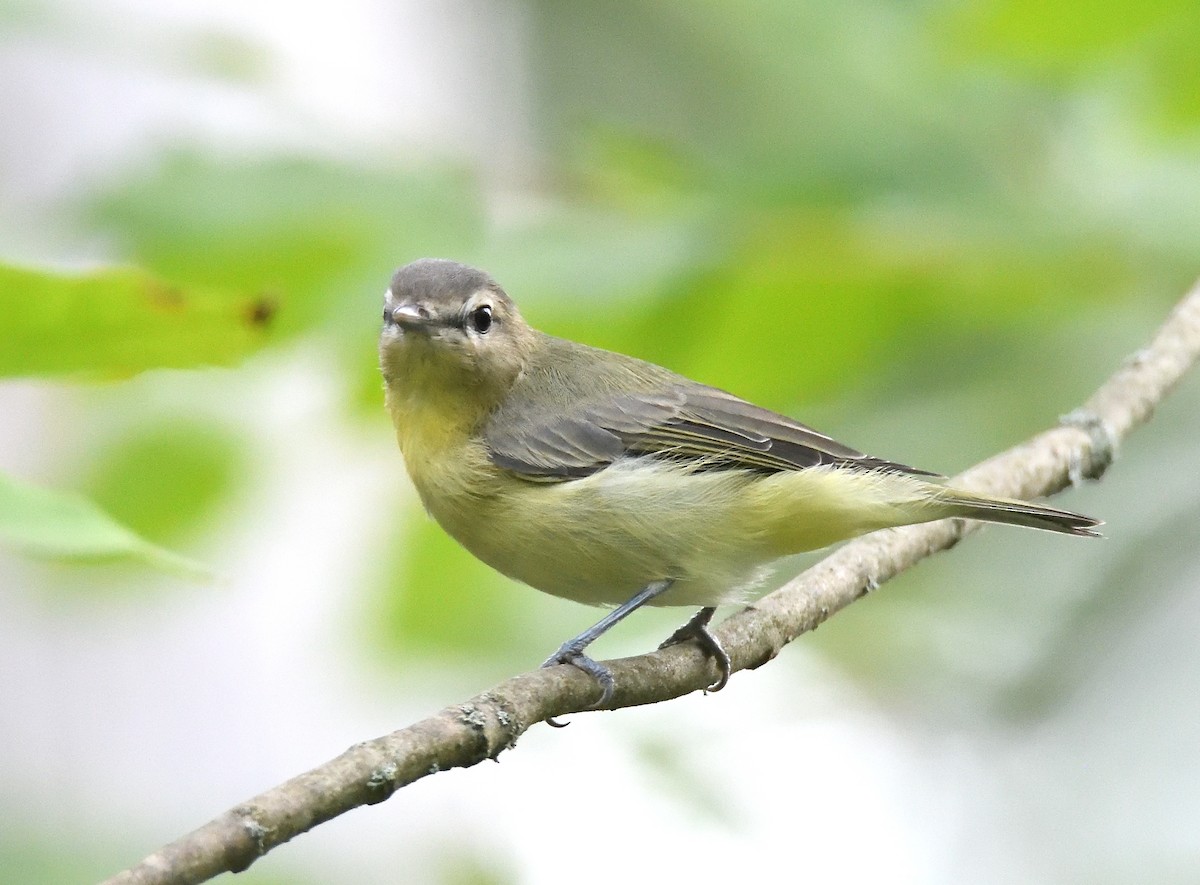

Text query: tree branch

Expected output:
[104,282,1200,885]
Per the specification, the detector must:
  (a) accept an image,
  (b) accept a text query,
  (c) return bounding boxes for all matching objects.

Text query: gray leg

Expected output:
[659,606,732,692]
[542,579,674,708]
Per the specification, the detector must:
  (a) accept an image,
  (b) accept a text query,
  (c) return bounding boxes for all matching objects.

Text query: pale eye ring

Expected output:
[468,304,493,334]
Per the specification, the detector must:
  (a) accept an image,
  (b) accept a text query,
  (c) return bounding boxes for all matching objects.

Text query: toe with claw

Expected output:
[659,606,732,692]
[541,645,616,708]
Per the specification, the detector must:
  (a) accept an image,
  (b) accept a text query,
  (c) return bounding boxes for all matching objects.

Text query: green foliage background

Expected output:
[2,1,1199,882]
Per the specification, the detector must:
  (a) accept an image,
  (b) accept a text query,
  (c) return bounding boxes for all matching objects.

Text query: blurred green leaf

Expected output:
[950,0,1193,69]
[530,0,993,203]
[0,263,276,377]
[81,422,245,545]
[633,734,737,826]
[475,202,720,307]
[366,509,528,662]
[0,471,210,578]
[178,28,274,83]
[437,849,517,885]
[0,821,319,885]
[525,206,1130,411]
[1,827,136,885]
[88,153,485,338]
[566,126,708,211]
[1144,17,1200,129]
[943,0,1200,131]
[0,0,47,27]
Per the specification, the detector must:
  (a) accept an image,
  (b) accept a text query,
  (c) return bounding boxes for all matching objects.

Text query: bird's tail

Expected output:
[933,488,1101,537]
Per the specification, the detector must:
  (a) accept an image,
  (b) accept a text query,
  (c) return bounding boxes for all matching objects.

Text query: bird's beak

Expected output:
[385,302,434,332]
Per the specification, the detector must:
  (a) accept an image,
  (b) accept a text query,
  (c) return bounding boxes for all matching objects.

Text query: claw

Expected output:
[541,646,616,708]
[659,606,732,692]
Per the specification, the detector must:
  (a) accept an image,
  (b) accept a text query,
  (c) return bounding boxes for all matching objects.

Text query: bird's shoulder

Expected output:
[514,333,683,403]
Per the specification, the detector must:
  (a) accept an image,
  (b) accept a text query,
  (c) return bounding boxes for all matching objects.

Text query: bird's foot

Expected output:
[541,644,616,708]
[538,579,676,727]
[658,606,731,692]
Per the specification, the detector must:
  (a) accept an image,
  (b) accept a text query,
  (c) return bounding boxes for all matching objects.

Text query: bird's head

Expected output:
[380,259,536,408]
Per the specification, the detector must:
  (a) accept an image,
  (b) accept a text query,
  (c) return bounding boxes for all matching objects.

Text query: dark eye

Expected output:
[468,304,493,334]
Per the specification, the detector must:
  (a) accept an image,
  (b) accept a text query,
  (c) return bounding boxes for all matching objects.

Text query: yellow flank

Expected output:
[392,444,949,608]
[735,466,941,555]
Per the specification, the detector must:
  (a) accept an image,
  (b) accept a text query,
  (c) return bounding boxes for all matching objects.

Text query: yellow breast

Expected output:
[387,386,501,528]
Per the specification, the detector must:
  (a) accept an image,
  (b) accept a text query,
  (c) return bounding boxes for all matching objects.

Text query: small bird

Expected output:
[380,258,1099,705]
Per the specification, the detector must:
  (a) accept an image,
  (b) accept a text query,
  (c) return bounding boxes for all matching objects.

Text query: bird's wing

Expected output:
[484,383,936,481]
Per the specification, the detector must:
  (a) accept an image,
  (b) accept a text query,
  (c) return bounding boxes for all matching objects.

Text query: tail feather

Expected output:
[935,490,1102,537]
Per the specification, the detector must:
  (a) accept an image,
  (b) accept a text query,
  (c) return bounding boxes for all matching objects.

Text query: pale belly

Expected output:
[421,459,778,607]
[412,450,931,608]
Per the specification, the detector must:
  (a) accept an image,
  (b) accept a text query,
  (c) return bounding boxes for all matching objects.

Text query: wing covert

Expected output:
[484,381,935,481]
